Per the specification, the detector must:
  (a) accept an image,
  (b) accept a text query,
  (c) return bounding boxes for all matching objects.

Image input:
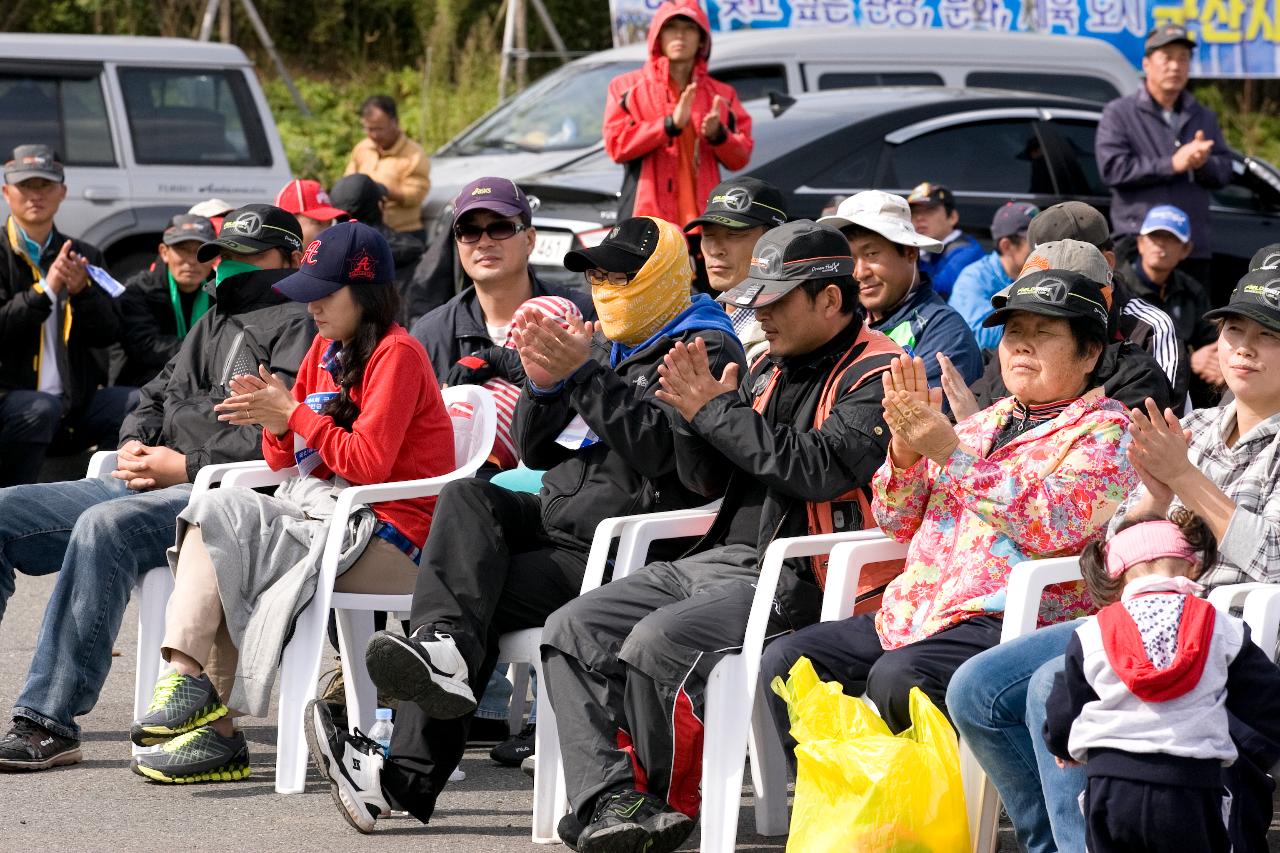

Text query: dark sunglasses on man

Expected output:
[583,269,638,287]
[453,219,528,244]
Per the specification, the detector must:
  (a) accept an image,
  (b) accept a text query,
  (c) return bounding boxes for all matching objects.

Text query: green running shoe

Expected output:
[132,725,250,784]
[130,671,228,746]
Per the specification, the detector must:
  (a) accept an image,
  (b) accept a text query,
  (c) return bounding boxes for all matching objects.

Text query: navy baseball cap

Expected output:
[273,221,395,302]
[991,202,1039,241]
[452,176,532,226]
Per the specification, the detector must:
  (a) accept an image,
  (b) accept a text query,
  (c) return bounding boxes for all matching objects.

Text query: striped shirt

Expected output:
[1119,296,1185,406]
[1110,404,1280,588]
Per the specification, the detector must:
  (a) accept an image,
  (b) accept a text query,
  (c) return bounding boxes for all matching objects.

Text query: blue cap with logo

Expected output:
[273,221,394,303]
[1139,204,1192,244]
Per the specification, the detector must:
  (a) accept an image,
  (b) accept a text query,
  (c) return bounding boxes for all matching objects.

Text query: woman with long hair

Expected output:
[129,222,454,783]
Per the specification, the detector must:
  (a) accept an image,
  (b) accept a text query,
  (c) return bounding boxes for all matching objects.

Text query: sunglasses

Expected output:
[584,269,637,287]
[454,220,528,243]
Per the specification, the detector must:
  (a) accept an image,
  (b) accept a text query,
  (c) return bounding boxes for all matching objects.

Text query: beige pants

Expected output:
[161,528,419,714]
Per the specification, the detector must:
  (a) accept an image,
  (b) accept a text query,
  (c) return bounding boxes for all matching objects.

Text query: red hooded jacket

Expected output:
[603,0,753,225]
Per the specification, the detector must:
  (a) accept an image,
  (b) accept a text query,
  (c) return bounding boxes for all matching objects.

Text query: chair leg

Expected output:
[699,656,750,853]
[961,740,1002,853]
[132,568,174,757]
[747,684,790,836]
[275,600,327,794]
[530,652,566,844]
[334,608,378,736]
[508,663,530,736]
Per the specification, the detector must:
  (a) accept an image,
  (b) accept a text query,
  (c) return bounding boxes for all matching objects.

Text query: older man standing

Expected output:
[344,95,431,240]
[1096,24,1230,291]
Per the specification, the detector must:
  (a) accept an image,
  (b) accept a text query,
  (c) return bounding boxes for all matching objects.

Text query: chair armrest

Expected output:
[1207,582,1273,614]
[213,462,294,495]
[1240,586,1280,659]
[614,508,720,581]
[820,535,902,623]
[579,503,722,594]
[1001,557,1083,643]
[86,450,118,480]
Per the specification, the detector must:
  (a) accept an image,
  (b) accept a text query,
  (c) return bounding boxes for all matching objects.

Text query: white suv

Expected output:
[0,34,293,275]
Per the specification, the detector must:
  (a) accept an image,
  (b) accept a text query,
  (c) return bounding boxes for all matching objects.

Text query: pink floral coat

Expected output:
[871,394,1137,650]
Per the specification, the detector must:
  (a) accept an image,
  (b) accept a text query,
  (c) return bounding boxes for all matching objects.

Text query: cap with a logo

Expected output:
[717,219,853,309]
[1204,270,1280,333]
[196,204,304,262]
[991,202,1039,241]
[4,144,64,185]
[275,179,348,222]
[683,177,788,232]
[818,190,943,251]
[983,268,1111,334]
[906,181,955,213]
[993,239,1111,308]
[274,221,395,303]
[1250,243,1280,273]
[563,217,659,274]
[453,177,532,225]
[1145,23,1195,54]
[1027,201,1111,249]
[1140,204,1191,244]
[162,214,217,247]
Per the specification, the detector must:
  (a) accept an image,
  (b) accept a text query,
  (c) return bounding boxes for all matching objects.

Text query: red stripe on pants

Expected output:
[667,685,704,818]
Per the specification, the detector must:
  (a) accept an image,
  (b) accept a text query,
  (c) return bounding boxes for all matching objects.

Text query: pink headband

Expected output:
[1105,520,1199,579]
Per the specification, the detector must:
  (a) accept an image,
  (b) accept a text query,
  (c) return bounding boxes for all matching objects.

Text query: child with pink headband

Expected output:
[1042,509,1280,853]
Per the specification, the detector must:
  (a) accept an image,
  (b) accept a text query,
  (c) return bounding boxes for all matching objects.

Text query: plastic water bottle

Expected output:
[369,707,394,757]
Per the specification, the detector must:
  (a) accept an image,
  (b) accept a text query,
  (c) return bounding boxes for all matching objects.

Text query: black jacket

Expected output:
[672,320,895,631]
[117,261,214,388]
[409,270,595,380]
[971,339,1175,413]
[1120,259,1217,350]
[118,267,314,482]
[0,222,118,411]
[512,325,745,552]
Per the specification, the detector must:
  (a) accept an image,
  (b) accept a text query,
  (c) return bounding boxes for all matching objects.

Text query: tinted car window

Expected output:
[1044,119,1108,196]
[887,119,1050,195]
[715,64,788,101]
[966,72,1119,103]
[0,72,115,167]
[817,71,943,90]
[119,67,270,166]
[1214,158,1280,213]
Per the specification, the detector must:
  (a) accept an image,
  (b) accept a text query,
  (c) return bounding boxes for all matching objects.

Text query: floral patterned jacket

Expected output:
[871,393,1137,650]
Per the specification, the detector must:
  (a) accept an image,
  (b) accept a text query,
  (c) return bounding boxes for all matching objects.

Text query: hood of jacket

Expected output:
[210,266,297,315]
[645,0,712,81]
[609,293,737,366]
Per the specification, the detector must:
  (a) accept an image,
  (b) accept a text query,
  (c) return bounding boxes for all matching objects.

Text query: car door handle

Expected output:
[82,187,121,203]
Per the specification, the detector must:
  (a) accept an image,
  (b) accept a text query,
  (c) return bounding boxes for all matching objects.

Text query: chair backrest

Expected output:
[442,384,499,475]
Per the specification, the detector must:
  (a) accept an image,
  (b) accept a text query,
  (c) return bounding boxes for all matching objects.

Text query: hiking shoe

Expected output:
[558,812,585,852]
[305,698,389,834]
[578,789,671,853]
[364,628,475,719]
[0,718,82,771]
[491,722,535,766]
[642,805,697,853]
[132,725,250,784]
[130,670,227,746]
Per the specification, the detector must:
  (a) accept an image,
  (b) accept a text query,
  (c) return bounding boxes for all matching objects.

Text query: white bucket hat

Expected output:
[819,190,944,252]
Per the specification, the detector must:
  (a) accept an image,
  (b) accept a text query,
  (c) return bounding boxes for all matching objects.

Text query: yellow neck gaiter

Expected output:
[591,217,692,346]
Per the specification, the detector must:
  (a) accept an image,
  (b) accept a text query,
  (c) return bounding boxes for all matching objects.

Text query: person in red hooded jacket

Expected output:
[603,0,753,226]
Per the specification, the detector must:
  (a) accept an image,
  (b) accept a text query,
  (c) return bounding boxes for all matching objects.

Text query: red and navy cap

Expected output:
[274,221,394,302]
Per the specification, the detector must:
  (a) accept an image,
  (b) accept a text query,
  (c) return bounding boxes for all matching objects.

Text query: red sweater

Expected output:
[263,324,454,548]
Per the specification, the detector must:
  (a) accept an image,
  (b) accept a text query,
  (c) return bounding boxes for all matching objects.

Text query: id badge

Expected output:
[294,391,339,477]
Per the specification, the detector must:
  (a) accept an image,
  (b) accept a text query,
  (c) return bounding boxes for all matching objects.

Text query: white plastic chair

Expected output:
[1207,582,1280,660]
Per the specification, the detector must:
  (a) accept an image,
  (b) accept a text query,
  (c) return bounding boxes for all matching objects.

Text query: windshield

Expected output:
[443,60,640,156]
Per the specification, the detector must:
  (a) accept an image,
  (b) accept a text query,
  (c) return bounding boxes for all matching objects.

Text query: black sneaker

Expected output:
[578,789,669,853]
[490,722,535,766]
[130,670,228,746]
[558,812,586,852]
[131,725,250,783]
[642,805,697,853]
[365,628,476,719]
[0,718,82,771]
[305,698,390,834]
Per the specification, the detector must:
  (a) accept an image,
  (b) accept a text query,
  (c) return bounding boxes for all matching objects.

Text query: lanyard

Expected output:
[6,217,71,376]
[167,269,210,340]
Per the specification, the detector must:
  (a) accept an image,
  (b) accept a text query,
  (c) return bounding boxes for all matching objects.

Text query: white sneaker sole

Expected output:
[304,700,377,834]
[365,633,477,720]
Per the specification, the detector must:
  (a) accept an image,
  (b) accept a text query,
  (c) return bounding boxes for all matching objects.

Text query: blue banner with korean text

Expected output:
[610,0,1280,76]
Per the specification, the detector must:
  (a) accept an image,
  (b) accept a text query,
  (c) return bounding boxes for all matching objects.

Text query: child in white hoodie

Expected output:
[1043,509,1280,853]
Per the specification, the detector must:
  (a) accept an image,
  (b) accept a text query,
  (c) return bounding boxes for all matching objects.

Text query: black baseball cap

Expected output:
[452,176,532,226]
[197,204,304,262]
[1204,270,1280,333]
[684,177,788,232]
[983,268,1110,334]
[328,173,387,223]
[1145,23,1195,54]
[4,144,64,184]
[1027,201,1111,249]
[162,214,217,247]
[563,217,660,274]
[717,219,853,309]
[1249,243,1280,273]
[906,182,955,214]
[274,221,395,302]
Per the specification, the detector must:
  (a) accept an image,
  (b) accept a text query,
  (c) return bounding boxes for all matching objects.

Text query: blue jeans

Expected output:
[0,477,191,739]
[947,621,1087,853]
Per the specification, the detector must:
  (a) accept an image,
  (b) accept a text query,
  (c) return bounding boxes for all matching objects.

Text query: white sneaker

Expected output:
[305,699,390,833]
[364,628,477,719]
[521,753,536,778]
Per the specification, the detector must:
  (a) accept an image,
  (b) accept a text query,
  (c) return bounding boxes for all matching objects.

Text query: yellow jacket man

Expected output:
[344,95,431,236]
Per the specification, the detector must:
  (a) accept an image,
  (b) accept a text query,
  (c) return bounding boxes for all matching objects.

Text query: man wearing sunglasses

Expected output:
[409,177,594,384]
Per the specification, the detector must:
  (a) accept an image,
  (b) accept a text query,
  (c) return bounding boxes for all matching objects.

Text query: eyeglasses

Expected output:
[584,269,637,286]
[454,220,528,243]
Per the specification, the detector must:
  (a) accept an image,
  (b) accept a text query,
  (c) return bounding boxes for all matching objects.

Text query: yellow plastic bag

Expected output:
[771,656,971,853]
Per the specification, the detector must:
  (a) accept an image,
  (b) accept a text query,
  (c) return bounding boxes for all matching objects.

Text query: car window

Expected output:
[1214,158,1280,213]
[118,67,270,167]
[445,61,639,157]
[0,72,115,167]
[966,72,1119,103]
[1043,119,1108,197]
[886,119,1051,195]
[715,64,788,101]
[816,71,943,90]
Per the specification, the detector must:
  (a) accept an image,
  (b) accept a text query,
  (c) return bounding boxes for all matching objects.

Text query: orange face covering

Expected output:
[590,216,692,346]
